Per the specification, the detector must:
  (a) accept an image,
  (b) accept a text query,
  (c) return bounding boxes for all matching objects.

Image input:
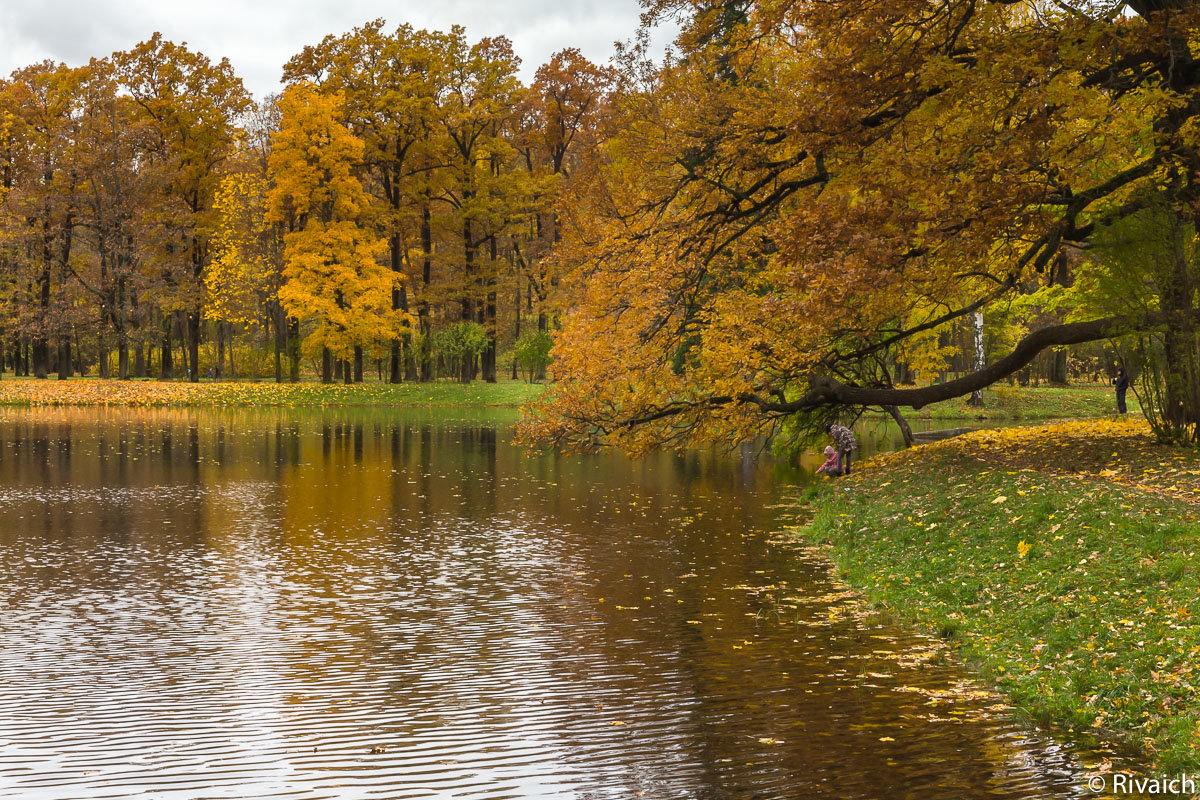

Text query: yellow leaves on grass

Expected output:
[859,419,1200,506]
[0,379,540,409]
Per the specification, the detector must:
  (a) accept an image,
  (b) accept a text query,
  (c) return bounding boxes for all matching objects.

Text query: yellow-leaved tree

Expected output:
[208,172,274,327]
[265,83,407,382]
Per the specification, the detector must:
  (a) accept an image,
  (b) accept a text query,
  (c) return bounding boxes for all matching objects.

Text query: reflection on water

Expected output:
[0,407,1130,799]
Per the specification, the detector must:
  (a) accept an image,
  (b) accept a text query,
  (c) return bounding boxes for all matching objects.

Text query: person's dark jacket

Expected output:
[1114,372,1130,391]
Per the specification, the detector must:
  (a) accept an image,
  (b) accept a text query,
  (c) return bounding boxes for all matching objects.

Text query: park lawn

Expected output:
[0,377,546,409]
[889,383,1141,421]
[801,419,1200,772]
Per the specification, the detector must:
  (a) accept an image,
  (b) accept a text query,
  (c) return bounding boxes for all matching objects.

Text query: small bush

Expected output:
[513,330,553,382]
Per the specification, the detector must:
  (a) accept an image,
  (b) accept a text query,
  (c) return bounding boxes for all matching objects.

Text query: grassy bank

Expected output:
[883,383,1141,421]
[801,420,1200,772]
[0,377,546,408]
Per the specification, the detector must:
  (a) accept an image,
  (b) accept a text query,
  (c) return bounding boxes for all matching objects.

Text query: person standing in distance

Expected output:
[1113,367,1130,414]
[825,423,858,475]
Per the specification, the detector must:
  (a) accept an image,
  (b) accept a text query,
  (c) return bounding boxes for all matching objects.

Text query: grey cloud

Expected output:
[0,0,675,99]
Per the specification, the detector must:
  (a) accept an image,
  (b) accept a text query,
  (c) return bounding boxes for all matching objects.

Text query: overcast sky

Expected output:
[0,0,676,100]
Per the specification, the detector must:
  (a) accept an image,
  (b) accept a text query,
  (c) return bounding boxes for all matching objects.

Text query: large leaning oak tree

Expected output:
[519,0,1200,451]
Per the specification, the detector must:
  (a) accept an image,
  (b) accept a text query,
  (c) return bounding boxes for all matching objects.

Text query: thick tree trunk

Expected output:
[32,338,47,379]
[353,347,363,383]
[885,405,915,448]
[321,347,333,384]
[1161,326,1200,435]
[1051,348,1069,385]
[683,314,1147,421]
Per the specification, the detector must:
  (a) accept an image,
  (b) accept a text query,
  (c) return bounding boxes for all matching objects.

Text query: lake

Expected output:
[0,406,1137,798]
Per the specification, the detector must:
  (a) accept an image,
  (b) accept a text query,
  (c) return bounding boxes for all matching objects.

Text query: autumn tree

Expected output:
[68,59,154,380]
[266,83,407,383]
[0,62,83,379]
[283,20,450,383]
[509,48,613,380]
[112,34,252,381]
[520,0,1200,451]
[208,168,288,380]
[431,28,523,383]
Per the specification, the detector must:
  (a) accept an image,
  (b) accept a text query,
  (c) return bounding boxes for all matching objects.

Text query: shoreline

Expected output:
[0,377,546,409]
[796,419,1200,773]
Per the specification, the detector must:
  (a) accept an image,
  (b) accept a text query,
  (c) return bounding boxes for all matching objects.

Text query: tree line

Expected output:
[0,21,610,384]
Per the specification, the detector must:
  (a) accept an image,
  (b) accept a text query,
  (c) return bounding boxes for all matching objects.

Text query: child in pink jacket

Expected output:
[816,446,841,477]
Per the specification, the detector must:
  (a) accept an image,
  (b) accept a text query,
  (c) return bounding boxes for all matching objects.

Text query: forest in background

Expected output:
[0,21,609,385]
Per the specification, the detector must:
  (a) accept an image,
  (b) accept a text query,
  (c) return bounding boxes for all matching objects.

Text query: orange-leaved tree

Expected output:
[520,0,1200,451]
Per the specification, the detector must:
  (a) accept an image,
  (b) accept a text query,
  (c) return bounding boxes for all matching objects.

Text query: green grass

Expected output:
[799,420,1200,771]
[882,383,1142,421]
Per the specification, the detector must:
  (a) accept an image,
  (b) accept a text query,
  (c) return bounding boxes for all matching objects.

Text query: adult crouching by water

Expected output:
[825,423,858,476]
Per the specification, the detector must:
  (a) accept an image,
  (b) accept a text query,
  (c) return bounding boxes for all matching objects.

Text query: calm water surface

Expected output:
[0,406,1138,799]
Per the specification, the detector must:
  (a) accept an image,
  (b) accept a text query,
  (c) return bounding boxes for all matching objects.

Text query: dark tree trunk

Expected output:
[134,342,145,378]
[288,318,301,382]
[321,347,333,384]
[482,236,498,383]
[1051,348,1069,385]
[160,316,173,380]
[886,405,915,448]
[58,338,71,380]
[118,333,129,381]
[353,347,363,383]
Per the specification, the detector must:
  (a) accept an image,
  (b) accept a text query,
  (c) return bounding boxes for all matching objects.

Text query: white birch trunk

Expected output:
[968,310,985,406]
